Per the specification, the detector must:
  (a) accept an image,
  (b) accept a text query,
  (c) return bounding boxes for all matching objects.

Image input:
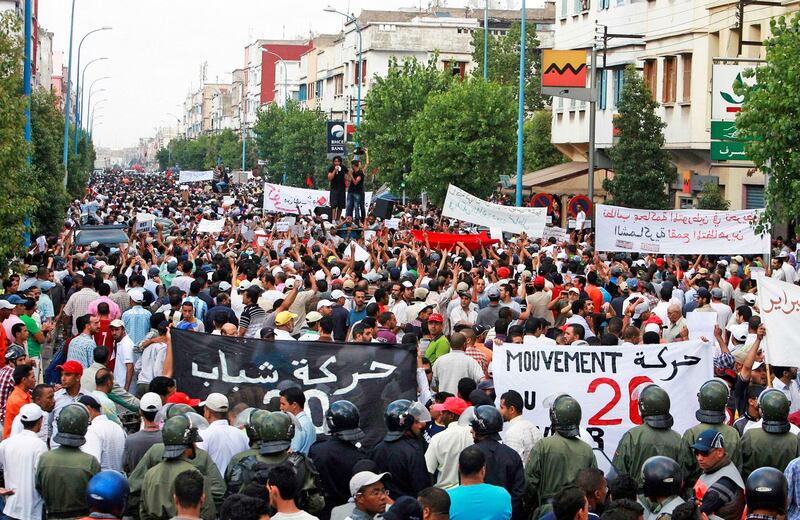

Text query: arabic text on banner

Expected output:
[442,184,547,236]
[492,340,713,464]
[197,219,225,234]
[178,170,214,183]
[595,204,768,254]
[757,275,800,367]
[171,329,417,448]
[263,183,373,215]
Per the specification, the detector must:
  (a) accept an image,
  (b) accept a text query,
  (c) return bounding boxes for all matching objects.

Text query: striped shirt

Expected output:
[183,296,208,322]
[66,333,97,368]
[239,304,266,338]
[122,306,152,346]
[63,288,100,335]
[0,365,14,423]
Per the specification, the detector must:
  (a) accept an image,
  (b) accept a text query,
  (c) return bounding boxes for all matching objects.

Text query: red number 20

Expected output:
[587,376,654,426]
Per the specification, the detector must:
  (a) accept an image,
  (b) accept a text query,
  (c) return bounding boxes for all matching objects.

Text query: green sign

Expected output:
[711,141,750,161]
[711,121,741,141]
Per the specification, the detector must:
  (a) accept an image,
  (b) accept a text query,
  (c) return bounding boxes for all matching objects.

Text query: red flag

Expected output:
[306,174,313,188]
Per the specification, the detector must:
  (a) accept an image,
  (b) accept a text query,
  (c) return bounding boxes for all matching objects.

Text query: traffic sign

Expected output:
[568,195,592,218]
[530,193,554,212]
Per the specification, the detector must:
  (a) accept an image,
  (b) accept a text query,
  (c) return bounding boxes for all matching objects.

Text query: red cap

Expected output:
[655,258,665,267]
[166,391,201,407]
[534,276,545,287]
[431,397,469,416]
[643,315,663,327]
[497,266,511,279]
[56,360,84,375]
[427,313,444,323]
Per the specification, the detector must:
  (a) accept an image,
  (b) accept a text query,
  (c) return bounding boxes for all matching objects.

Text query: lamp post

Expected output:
[75,56,108,152]
[230,80,246,172]
[83,75,109,129]
[89,100,107,137]
[484,0,489,80]
[61,0,76,188]
[261,47,289,184]
[84,88,106,147]
[324,6,362,147]
[515,0,526,207]
[74,27,111,153]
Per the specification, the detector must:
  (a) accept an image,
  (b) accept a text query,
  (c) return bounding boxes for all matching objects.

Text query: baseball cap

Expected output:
[732,323,749,342]
[343,280,355,290]
[655,258,665,268]
[497,266,511,279]
[6,294,28,305]
[568,287,580,295]
[275,311,298,326]
[486,286,500,300]
[140,392,163,412]
[199,392,229,412]
[534,276,546,287]
[743,294,757,305]
[317,299,333,310]
[25,265,38,274]
[306,311,323,324]
[78,395,101,410]
[644,323,661,334]
[237,280,252,292]
[56,360,84,375]
[427,313,444,323]
[457,281,470,293]
[109,319,125,328]
[383,496,423,520]
[102,265,115,275]
[166,391,201,407]
[18,403,43,422]
[0,299,15,310]
[147,266,160,277]
[710,287,723,299]
[331,290,345,300]
[626,278,639,290]
[349,471,392,497]
[431,397,469,416]
[218,281,232,292]
[414,288,429,300]
[129,288,145,303]
[733,255,744,263]
[477,379,495,391]
[698,267,710,275]
[692,429,724,452]
[695,288,711,300]
[401,281,414,289]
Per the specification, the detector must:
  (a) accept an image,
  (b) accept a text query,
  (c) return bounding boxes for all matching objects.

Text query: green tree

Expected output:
[208,129,242,170]
[156,147,170,171]
[524,110,566,172]
[410,80,516,204]
[360,56,452,190]
[736,12,800,227]
[603,66,675,209]
[697,181,731,210]
[472,21,545,110]
[0,12,41,267]
[253,103,285,177]
[30,89,68,235]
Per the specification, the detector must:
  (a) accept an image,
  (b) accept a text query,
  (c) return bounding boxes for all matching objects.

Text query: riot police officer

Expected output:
[640,456,684,520]
[613,384,682,486]
[370,399,431,499]
[525,394,597,519]
[744,467,788,520]
[308,400,368,520]
[471,405,526,520]
[139,414,217,520]
[740,389,800,478]
[229,411,324,515]
[128,403,225,515]
[36,403,102,519]
[79,470,130,520]
[680,379,741,487]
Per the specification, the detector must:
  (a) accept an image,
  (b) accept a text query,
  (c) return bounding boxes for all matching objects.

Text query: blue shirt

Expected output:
[66,333,96,368]
[348,307,367,327]
[448,483,512,520]
[122,305,152,345]
[290,411,317,455]
[183,295,208,321]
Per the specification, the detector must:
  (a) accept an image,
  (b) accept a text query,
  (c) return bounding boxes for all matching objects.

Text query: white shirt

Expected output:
[711,302,733,334]
[197,419,250,475]
[138,341,167,385]
[502,416,542,467]
[424,422,474,489]
[274,329,297,341]
[82,414,127,471]
[523,335,556,346]
[171,274,195,295]
[773,378,800,414]
[0,429,47,520]
[113,335,136,393]
[449,306,478,327]
[432,350,483,395]
[10,412,50,445]
[743,418,800,435]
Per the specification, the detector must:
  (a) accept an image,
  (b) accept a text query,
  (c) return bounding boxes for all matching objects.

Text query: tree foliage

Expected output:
[471,21,546,110]
[697,181,731,210]
[410,80,517,204]
[253,100,327,187]
[30,89,69,235]
[604,66,675,209]
[360,56,453,190]
[524,110,566,173]
[736,12,800,227]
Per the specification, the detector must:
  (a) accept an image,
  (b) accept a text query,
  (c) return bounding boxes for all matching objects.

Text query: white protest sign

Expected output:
[344,242,370,263]
[493,340,713,464]
[543,226,569,242]
[385,218,400,230]
[222,196,235,207]
[178,170,214,183]
[254,230,269,247]
[442,184,547,236]
[275,221,290,233]
[364,230,376,242]
[263,183,373,215]
[36,235,47,253]
[757,275,800,366]
[197,219,225,234]
[490,227,504,242]
[595,204,768,255]
[135,213,155,233]
[686,312,717,342]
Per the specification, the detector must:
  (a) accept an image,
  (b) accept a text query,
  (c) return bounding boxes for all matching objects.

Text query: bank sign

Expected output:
[326,121,346,155]
[711,64,757,122]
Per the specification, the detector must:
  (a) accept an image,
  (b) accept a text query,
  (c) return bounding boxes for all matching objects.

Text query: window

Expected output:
[334,74,344,96]
[315,80,323,98]
[681,54,692,102]
[573,0,582,14]
[298,84,307,101]
[598,69,607,110]
[600,0,609,9]
[354,60,367,86]
[643,59,657,100]
[561,0,568,18]
[613,68,625,106]
[445,61,468,79]
[662,56,677,104]
[307,82,314,100]
[745,185,764,209]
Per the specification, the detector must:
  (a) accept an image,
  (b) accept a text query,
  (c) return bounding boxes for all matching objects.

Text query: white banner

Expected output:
[595,204,768,254]
[197,219,225,234]
[442,184,547,236]
[493,340,713,463]
[178,170,214,183]
[135,213,155,234]
[263,183,373,215]
[757,276,800,367]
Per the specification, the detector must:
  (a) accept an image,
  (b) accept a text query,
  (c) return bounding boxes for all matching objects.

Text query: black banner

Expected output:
[171,329,417,448]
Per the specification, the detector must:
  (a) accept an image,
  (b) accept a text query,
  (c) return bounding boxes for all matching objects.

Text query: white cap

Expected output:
[140,392,162,412]
[743,293,757,305]
[129,288,145,303]
[109,319,125,328]
[644,323,661,334]
[199,392,229,412]
[331,289,345,300]
[238,280,252,291]
[306,311,323,324]
[331,266,341,277]
[19,403,43,422]
[349,471,391,497]
[401,280,414,288]
[0,300,15,310]
[317,299,333,310]
[285,278,295,289]
[218,281,232,292]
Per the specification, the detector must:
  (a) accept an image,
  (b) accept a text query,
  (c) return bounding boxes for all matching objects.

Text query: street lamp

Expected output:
[324,6,363,147]
[83,75,109,128]
[230,80,247,172]
[76,56,108,152]
[89,99,107,137]
[74,26,111,152]
[484,1,489,80]
[515,0,526,207]
[61,0,77,188]
[84,87,106,146]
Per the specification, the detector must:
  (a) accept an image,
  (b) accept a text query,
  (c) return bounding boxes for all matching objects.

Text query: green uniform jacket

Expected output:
[679,423,741,488]
[139,458,217,520]
[36,447,101,519]
[612,424,682,486]
[525,433,597,510]
[128,443,225,518]
[740,428,800,479]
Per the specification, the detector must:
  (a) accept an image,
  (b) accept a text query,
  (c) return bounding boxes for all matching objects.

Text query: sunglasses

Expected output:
[694,449,710,457]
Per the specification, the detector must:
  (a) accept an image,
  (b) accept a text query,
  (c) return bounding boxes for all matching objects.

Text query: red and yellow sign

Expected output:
[542,50,587,88]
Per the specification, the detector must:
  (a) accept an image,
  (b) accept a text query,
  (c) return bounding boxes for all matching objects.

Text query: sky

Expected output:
[39,0,490,149]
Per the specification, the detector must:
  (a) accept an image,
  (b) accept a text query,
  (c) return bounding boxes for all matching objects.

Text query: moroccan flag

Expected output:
[306,174,313,188]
